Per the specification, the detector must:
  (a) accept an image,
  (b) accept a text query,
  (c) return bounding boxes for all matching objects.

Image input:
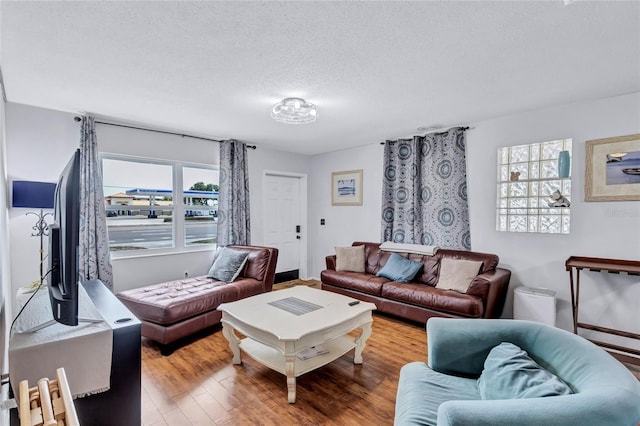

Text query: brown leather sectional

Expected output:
[321,242,510,323]
[117,245,278,354]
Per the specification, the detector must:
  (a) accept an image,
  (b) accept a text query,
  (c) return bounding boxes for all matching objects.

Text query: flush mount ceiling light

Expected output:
[271,97,318,124]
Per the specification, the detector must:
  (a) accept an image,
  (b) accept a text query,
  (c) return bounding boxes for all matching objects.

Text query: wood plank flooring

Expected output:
[141,312,426,426]
[140,279,640,426]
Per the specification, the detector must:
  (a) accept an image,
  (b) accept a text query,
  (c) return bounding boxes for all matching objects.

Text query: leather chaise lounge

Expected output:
[117,245,278,354]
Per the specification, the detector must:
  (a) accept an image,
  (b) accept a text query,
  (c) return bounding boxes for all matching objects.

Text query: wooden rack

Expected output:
[18,368,79,426]
[566,256,640,365]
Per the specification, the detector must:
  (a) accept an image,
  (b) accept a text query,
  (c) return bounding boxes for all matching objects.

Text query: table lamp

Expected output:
[12,180,57,286]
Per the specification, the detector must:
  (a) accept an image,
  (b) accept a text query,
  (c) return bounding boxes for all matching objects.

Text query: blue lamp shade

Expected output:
[12,181,56,209]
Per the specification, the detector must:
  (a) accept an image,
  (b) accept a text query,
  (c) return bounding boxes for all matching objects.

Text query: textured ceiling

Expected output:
[1,1,639,155]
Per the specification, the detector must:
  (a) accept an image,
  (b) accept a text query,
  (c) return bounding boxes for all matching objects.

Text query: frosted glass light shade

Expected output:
[271,98,318,124]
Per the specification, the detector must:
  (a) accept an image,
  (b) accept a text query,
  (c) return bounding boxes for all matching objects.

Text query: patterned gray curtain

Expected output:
[79,116,114,290]
[381,127,471,250]
[217,139,251,246]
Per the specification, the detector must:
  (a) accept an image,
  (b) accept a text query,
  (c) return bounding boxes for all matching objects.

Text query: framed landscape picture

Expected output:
[585,133,640,201]
[332,169,363,206]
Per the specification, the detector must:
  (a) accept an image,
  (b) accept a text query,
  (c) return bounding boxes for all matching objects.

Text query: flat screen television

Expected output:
[48,149,81,326]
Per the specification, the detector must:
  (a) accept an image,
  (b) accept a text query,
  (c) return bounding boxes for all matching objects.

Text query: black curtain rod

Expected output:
[73,116,257,149]
[380,126,470,145]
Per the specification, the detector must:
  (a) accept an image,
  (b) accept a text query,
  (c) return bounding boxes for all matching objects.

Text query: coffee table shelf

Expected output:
[239,335,355,377]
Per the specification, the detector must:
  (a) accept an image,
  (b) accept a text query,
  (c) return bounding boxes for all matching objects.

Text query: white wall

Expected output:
[96,121,220,291]
[247,147,312,246]
[0,77,12,418]
[247,147,312,278]
[6,93,640,350]
[5,103,312,294]
[5,104,78,297]
[307,92,640,351]
[467,92,640,349]
[308,143,384,278]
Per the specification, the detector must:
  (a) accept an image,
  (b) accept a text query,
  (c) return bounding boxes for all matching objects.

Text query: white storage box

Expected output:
[513,286,556,326]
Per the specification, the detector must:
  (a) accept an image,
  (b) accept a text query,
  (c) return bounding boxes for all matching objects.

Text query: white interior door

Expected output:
[264,173,305,275]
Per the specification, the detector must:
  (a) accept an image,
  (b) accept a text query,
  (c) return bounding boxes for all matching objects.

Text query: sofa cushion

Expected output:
[207,247,249,282]
[117,276,243,325]
[376,253,423,282]
[320,269,387,296]
[477,342,573,400]
[335,245,365,273]
[436,258,482,293]
[395,362,480,426]
[381,282,484,317]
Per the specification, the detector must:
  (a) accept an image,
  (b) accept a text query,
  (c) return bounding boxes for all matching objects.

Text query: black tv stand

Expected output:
[10,280,141,426]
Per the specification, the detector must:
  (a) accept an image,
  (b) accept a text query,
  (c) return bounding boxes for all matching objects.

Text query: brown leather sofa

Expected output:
[117,245,278,354]
[321,242,510,323]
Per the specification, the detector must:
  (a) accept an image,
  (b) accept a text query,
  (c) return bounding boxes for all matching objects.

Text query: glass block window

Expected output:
[496,139,572,234]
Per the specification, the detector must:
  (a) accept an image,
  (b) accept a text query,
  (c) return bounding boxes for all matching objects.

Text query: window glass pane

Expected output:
[498,215,507,231]
[512,163,528,180]
[509,182,527,197]
[183,167,219,246]
[529,161,539,179]
[530,144,540,161]
[102,158,174,251]
[509,216,527,232]
[499,148,509,164]
[511,145,529,163]
[499,183,508,198]
[542,180,561,196]
[499,165,509,181]
[540,215,561,233]
[541,160,557,178]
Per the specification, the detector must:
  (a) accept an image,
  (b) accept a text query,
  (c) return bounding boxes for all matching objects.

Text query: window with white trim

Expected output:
[496,139,572,234]
[101,154,219,252]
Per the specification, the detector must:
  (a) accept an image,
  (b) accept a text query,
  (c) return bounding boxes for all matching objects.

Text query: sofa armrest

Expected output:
[325,255,337,270]
[437,394,634,426]
[474,268,511,318]
[227,245,279,292]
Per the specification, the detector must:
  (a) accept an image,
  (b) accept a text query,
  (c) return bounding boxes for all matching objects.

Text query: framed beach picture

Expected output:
[585,133,640,201]
[332,169,363,206]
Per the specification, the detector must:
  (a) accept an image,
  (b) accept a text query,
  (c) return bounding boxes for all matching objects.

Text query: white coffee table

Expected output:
[217,286,376,403]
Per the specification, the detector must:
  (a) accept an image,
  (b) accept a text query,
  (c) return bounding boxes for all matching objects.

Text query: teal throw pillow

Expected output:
[376,252,422,282]
[207,247,249,282]
[477,342,573,400]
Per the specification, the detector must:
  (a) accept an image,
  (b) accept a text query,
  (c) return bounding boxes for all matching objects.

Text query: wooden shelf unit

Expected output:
[565,256,640,365]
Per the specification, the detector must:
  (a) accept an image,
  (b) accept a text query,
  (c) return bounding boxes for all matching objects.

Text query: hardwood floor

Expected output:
[141,313,427,426]
[140,278,640,426]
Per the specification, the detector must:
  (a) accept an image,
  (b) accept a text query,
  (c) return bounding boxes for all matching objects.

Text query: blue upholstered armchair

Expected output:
[395,318,640,426]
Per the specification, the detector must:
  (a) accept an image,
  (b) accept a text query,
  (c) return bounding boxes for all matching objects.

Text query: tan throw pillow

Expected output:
[335,245,366,273]
[435,258,483,293]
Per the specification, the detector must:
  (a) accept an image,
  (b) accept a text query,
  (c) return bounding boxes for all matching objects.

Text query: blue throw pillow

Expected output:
[477,342,573,400]
[376,252,423,282]
[207,247,249,282]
